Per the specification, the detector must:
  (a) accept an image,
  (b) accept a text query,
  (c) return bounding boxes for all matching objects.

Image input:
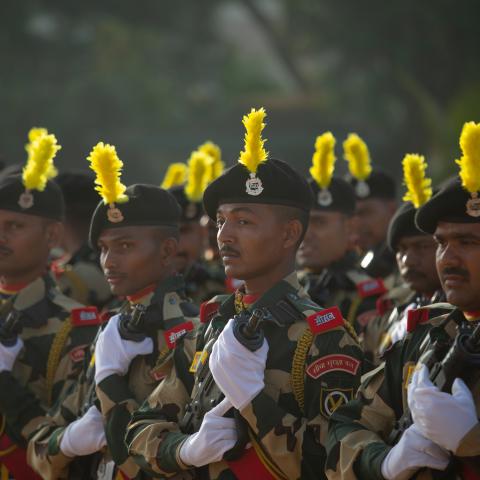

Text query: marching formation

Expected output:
[0,109,479,480]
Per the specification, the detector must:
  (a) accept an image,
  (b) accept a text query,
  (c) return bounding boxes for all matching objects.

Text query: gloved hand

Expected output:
[0,337,24,372]
[60,406,107,457]
[179,398,237,467]
[381,424,450,480]
[94,314,153,384]
[408,364,478,453]
[210,318,268,410]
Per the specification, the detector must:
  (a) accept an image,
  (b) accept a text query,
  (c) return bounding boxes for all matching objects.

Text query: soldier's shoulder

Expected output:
[199,294,231,324]
[406,302,455,334]
[344,268,388,299]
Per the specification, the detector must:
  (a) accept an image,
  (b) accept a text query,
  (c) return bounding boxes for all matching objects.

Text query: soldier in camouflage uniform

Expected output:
[297,176,386,338]
[0,172,99,479]
[27,159,199,477]
[125,109,363,480]
[52,171,113,309]
[326,175,480,479]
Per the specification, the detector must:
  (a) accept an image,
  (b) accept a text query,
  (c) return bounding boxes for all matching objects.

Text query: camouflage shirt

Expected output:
[184,261,226,304]
[126,272,363,480]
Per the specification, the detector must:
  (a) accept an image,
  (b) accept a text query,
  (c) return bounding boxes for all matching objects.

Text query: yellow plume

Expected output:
[87,142,128,205]
[185,150,210,202]
[402,154,432,208]
[343,133,372,181]
[238,108,268,174]
[309,132,337,189]
[161,163,188,189]
[28,127,49,143]
[22,133,61,192]
[456,121,480,194]
[199,141,224,182]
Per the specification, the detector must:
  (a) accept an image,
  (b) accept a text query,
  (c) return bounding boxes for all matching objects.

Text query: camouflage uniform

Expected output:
[300,253,386,336]
[51,244,112,309]
[126,272,363,480]
[324,304,480,480]
[0,274,98,477]
[184,261,226,304]
[26,274,198,480]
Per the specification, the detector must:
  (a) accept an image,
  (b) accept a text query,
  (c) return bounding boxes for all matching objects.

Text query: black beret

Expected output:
[89,184,181,248]
[416,176,480,234]
[387,202,426,251]
[203,159,313,220]
[308,177,355,215]
[347,170,397,201]
[0,174,65,221]
[169,185,203,222]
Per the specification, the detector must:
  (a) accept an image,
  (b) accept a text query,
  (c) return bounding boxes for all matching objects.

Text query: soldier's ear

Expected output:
[283,218,303,249]
[45,221,64,249]
[161,237,178,262]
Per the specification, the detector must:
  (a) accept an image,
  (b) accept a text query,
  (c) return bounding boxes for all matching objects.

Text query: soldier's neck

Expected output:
[243,260,295,297]
[0,266,46,291]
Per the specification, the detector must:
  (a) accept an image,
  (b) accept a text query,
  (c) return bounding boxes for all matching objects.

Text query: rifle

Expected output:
[388,321,480,446]
[180,308,269,461]
[0,301,22,347]
[118,304,149,342]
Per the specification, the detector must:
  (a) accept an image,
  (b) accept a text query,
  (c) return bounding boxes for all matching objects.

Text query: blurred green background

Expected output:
[1,0,479,187]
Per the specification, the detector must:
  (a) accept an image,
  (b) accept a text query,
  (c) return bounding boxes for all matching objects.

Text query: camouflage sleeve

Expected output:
[457,424,480,457]
[239,327,363,480]
[124,331,197,478]
[26,367,92,480]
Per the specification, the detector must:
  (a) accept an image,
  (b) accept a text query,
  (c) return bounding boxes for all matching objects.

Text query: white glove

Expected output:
[94,314,153,384]
[179,398,237,467]
[381,424,450,480]
[210,318,269,410]
[408,364,478,453]
[0,338,24,372]
[60,406,107,457]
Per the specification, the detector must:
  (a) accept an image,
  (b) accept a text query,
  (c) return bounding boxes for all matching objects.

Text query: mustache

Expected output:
[0,246,13,255]
[219,245,240,256]
[402,268,426,278]
[441,267,470,279]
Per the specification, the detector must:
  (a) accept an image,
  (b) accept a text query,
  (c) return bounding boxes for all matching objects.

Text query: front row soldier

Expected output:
[27,143,199,479]
[125,108,363,480]
[0,132,99,478]
[326,122,480,480]
[297,132,386,339]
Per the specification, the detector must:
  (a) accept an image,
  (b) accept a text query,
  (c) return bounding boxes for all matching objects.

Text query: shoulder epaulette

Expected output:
[306,306,344,334]
[71,306,101,327]
[200,295,228,323]
[356,278,387,298]
[406,303,454,333]
[376,296,394,315]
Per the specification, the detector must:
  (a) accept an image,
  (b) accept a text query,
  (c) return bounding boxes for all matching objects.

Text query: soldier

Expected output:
[52,171,112,309]
[326,122,480,479]
[343,134,398,284]
[0,131,99,479]
[297,133,386,338]
[363,154,444,362]
[27,142,200,479]
[125,108,363,480]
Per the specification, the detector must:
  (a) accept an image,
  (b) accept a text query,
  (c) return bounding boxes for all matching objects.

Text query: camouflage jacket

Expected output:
[52,244,113,309]
[324,304,480,480]
[0,274,98,445]
[184,261,226,304]
[299,253,386,335]
[27,274,199,480]
[126,272,363,480]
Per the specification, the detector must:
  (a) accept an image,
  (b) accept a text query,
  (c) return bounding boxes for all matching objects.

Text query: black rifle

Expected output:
[118,304,149,342]
[180,308,269,461]
[0,303,22,347]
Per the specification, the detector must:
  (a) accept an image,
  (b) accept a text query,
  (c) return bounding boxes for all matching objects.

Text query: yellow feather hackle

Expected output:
[309,132,337,189]
[22,132,61,192]
[28,127,49,143]
[199,141,224,182]
[238,108,268,174]
[87,142,128,205]
[456,121,480,194]
[402,154,432,208]
[160,163,188,189]
[185,150,210,202]
[343,133,372,181]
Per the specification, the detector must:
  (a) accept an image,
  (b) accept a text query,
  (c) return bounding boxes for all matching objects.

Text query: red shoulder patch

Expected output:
[306,354,361,379]
[357,278,387,299]
[200,301,220,324]
[69,345,87,363]
[376,296,393,316]
[164,321,194,349]
[307,306,344,334]
[71,307,101,327]
[406,308,429,333]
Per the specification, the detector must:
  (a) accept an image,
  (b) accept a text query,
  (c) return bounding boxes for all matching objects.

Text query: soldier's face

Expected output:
[355,198,396,251]
[434,222,480,311]
[173,221,206,274]
[0,210,61,281]
[297,211,351,271]
[216,203,301,283]
[395,234,440,295]
[98,226,178,297]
